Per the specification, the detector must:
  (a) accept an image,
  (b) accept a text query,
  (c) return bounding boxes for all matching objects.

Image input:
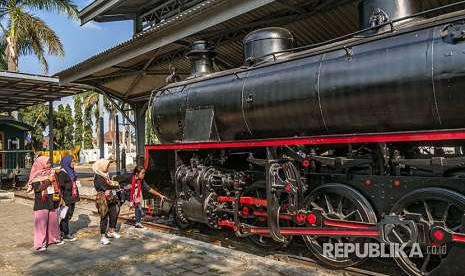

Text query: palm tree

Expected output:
[82,92,120,156]
[0,0,78,73]
[0,39,7,70]
[82,92,101,145]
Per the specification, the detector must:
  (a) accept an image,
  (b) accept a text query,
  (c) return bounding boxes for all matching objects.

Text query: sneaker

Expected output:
[55,240,65,245]
[100,237,111,245]
[63,235,77,242]
[135,223,144,229]
[36,246,47,252]
[106,232,121,239]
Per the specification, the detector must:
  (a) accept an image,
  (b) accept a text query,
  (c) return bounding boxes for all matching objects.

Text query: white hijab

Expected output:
[92,159,111,181]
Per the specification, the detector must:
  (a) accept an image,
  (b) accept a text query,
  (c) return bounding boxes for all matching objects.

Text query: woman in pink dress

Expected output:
[28,156,63,251]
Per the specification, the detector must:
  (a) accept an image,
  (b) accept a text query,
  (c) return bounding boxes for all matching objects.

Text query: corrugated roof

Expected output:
[59,0,223,76]
[56,0,465,104]
[0,71,88,112]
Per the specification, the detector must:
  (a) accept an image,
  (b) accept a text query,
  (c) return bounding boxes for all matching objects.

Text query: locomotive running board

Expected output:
[145,129,465,167]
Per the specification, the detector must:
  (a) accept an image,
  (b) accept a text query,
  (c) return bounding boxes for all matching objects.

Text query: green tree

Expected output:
[0,39,7,70]
[73,94,83,147]
[83,123,93,149]
[63,104,74,148]
[145,109,158,144]
[18,103,48,150]
[52,104,74,149]
[81,92,94,149]
[2,0,78,73]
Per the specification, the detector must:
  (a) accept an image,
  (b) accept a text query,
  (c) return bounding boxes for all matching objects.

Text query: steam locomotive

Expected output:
[146,1,465,275]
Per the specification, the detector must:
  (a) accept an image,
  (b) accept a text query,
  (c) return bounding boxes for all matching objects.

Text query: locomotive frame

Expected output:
[144,1,465,275]
[145,129,465,276]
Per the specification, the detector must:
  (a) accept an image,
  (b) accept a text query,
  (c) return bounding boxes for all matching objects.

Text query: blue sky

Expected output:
[20,0,133,76]
[18,0,133,133]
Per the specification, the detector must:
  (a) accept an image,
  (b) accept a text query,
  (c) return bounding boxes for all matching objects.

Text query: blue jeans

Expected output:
[135,205,143,223]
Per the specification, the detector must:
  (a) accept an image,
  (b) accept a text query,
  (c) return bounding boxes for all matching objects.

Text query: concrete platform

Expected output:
[0,190,14,204]
[0,199,345,276]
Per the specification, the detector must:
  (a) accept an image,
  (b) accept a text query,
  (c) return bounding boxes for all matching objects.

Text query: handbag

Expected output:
[52,193,61,202]
[96,192,109,217]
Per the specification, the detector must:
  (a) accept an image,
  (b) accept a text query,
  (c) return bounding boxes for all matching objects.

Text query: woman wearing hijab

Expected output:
[130,165,168,228]
[29,156,63,251]
[93,159,120,245]
[58,155,80,241]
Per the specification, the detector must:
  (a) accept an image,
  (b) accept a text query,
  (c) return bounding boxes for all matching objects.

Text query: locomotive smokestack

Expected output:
[359,0,423,32]
[186,40,215,78]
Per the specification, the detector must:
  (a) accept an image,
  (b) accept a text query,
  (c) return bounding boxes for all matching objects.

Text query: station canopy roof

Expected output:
[0,71,88,112]
[80,0,164,25]
[56,0,465,106]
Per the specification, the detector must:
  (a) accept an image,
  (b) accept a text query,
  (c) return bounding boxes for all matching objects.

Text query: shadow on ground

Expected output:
[21,227,264,276]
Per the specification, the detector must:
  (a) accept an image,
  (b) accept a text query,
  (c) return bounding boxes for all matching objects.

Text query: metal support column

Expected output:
[48,101,54,166]
[134,103,147,166]
[115,115,120,175]
[98,94,105,159]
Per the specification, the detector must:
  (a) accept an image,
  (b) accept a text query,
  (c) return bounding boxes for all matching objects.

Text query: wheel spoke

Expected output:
[391,229,405,244]
[423,201,434,223]
[311,201,323,210]
[337,195,344,216]
[391,189,465,276]
[342,210,357,220]
[324,194,334,214]
[443,203,451,222]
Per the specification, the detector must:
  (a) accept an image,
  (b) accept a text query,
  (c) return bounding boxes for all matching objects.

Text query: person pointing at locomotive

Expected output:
[129,166,168,228]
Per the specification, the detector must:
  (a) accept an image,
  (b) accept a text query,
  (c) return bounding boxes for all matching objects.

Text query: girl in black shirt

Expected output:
[58,155,80,241]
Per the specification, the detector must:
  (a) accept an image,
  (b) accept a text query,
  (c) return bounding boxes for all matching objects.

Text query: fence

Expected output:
[0,150,34,170]
[0,150,34,185]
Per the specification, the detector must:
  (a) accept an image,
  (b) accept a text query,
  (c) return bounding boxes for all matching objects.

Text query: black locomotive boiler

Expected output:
[146,1,465,275]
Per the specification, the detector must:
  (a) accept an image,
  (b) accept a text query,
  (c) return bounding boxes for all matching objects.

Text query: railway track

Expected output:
[14,190,392,276]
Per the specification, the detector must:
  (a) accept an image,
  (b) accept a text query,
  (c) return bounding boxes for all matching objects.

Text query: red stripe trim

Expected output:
[145,130,465,168]
[217,220,237,231]
[217,196,234,203]
[240,197,268,207]
[145,130,465,153]
[217,219,380,237]
[248,227,380,237]
[323,219,375,229]
[279,214,293,221]
[279,229,381,237]
[216,196,267,206]
[252,210,293,221]
[253,210,267,216]
[452,234,465,243]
